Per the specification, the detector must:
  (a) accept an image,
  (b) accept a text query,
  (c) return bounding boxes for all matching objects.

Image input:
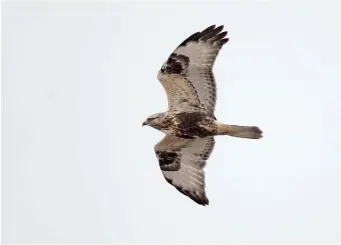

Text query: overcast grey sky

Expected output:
[2,1,341,243]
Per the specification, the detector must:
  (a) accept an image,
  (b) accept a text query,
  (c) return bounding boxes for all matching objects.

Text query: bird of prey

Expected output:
[143,24,263,206]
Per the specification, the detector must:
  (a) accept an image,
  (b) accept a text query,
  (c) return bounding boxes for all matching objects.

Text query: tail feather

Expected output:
[216,124,263,139]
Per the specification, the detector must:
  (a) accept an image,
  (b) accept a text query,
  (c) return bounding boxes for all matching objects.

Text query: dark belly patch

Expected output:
[175,112,215,138]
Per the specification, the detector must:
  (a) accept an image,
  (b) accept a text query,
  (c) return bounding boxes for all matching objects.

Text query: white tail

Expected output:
[216,124,263,139]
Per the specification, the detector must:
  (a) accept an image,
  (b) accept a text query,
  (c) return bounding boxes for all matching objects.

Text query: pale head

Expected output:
[142,112,165,128]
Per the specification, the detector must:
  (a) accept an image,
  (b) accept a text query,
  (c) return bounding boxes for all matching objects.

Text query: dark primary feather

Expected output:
[175,182,209,205]
[178,32,201,47]
[164,177,209,205]
[178,24,229,48]
[200,25,224,41]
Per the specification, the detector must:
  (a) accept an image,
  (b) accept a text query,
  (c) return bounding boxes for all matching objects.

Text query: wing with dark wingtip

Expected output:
[157,25,229,117]
[154,135,215,206]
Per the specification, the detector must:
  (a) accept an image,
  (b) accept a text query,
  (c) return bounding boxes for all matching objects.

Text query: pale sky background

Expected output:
[2,1,341,244]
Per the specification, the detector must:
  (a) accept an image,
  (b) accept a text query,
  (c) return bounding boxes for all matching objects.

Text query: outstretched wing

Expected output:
[157,24,229,116]
[154,135,215,206]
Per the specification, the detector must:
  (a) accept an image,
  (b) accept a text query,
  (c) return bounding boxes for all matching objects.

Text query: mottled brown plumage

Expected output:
[143,24,263,206]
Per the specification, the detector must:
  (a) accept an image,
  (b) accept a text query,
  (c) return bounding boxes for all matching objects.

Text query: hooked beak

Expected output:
[142,121,147,126]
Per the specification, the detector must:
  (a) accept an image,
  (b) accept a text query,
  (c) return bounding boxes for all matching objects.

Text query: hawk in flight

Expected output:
[143,25,263,206]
